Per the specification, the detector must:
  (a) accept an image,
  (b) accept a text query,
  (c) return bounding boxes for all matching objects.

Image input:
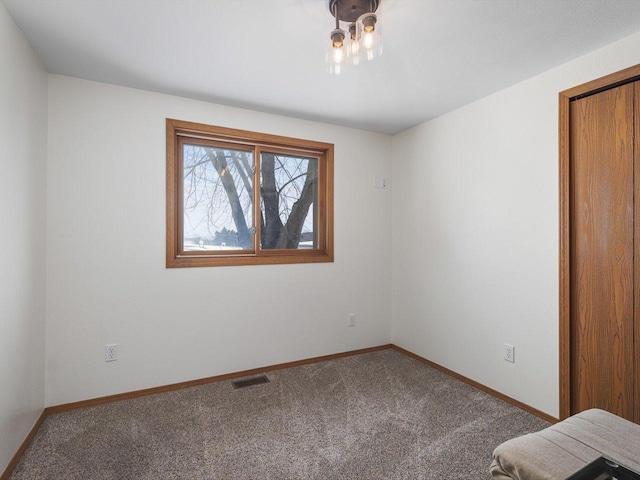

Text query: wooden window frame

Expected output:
[166,118,334,268]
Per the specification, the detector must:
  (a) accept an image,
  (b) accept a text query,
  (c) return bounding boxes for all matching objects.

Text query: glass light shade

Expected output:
[326,28,350,75]
[356,13,382,62]
[347,23,361,66]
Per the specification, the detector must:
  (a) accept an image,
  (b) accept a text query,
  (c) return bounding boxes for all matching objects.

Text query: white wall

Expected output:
[15,4,640,428]
[391,31,640,418]
[0,2,47,474]
[46,76,392,406]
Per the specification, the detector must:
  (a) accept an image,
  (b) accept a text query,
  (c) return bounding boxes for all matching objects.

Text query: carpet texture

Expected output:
[10,349,549,479]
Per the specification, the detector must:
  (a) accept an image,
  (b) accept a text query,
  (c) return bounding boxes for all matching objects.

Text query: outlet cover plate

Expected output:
[504,343,515,363]
[105,344,118,362]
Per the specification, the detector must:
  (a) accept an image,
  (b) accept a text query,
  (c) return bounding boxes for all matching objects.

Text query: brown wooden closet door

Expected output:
[569,82,636,421]
[636,81,640,425]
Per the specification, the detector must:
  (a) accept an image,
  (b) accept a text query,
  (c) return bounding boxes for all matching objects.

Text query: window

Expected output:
[166,119,334,267]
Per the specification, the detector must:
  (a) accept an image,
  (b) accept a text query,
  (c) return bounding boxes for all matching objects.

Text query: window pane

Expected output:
[260,152,318,250]
[182,144,253,251]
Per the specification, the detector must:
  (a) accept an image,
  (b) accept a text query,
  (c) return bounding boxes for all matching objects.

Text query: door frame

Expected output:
[559,63,640,420]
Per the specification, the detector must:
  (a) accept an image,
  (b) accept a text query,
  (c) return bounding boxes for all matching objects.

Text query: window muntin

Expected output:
[167,119,334,267]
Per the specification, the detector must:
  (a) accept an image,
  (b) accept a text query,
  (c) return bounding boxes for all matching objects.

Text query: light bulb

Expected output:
[333,46,344,64]
[350,42,360,65]
[363,31,373,49]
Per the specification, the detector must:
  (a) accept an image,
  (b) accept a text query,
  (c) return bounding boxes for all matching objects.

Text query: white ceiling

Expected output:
[4,0,640,134]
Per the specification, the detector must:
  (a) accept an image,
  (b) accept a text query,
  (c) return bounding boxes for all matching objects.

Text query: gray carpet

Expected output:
[10,349,549,479]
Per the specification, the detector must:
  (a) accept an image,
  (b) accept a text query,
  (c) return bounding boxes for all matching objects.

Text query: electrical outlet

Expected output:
[105,344,118,362]
[504,343,514,363]
[348,314,356,327]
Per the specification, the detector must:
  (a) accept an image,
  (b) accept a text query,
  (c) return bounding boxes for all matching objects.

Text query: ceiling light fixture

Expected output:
[326,0,382,75]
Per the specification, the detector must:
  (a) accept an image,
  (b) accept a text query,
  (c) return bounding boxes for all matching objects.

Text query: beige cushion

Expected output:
[490,409,640,479]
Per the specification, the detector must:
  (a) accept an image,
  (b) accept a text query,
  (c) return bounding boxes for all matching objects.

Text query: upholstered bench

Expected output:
[490,408,640,479]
